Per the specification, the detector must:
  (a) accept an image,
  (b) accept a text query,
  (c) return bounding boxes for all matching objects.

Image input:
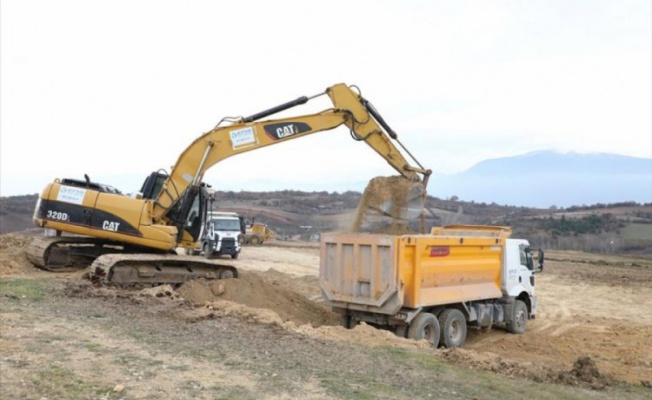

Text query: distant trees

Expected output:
[565,201,645,212]
[539,214,624,236]
[0,195,38,215]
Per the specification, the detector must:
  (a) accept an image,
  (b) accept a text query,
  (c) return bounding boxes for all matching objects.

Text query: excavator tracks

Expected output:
[26,236,239,286]
[26,236,123,272]
[88,253,238,287]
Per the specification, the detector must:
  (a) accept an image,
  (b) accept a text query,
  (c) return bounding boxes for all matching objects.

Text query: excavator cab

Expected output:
[140,171,207,243]
[140,172,168,200]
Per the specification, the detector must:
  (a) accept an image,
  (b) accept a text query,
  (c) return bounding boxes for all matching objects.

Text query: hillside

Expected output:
[2,191,651,258]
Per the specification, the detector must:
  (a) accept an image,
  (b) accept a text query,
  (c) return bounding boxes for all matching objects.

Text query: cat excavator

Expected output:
[28,83,432,286]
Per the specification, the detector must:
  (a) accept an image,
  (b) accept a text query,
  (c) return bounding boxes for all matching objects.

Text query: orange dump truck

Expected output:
[319,225,542,348]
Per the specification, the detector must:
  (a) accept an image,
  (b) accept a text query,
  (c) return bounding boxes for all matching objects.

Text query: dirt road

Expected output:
[1,232,651,399]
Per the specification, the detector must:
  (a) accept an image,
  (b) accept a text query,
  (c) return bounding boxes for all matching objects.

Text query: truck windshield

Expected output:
[211,219,241,231]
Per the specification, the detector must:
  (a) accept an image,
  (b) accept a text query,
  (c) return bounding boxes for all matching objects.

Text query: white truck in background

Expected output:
[198,211,245,259]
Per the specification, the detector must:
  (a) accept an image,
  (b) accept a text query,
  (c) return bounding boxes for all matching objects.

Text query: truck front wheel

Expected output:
[506,300,528,334]
[438,309,467,348]
[203,243,214,260]
[408,313,440,348]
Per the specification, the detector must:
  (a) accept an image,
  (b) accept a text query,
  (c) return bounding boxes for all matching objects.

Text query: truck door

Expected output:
[503,239,535,296]
[518,244,536,291]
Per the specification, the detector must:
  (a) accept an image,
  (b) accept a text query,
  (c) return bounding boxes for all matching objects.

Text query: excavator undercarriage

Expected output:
[88,253,237,287]
[27,235,237,286]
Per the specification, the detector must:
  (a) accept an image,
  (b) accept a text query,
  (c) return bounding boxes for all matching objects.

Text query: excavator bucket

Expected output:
[351,176,427,233]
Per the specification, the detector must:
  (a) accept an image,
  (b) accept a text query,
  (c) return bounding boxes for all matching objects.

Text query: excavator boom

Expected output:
[154,83,430,223]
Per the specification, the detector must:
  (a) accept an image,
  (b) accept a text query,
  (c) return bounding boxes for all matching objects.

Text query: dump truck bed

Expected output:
[319,229,508,315]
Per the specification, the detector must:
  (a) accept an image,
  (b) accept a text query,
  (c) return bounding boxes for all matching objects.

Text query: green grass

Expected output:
[209,385,257,400]
[167,364,190,371]
[353,345,638,400]
[0,278,47,301]
[620,223,652,240]
[83,341,104,353]
[33,365,121,400]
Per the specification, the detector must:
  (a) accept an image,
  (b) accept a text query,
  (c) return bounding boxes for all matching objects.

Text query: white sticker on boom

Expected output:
[229,127,256,149]
[57,186,86,205]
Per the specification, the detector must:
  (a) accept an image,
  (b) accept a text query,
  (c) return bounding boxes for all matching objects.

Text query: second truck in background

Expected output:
[198,211,244,259]
[320,225,542,348]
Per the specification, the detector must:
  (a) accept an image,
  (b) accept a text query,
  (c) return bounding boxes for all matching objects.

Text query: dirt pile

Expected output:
[439,348,555,382]
[440,350,614,389]
[295,322,433,350]
[557,356,612,389]
[177,271,338,327]
[350,175,425,233]
[0,233,36,276]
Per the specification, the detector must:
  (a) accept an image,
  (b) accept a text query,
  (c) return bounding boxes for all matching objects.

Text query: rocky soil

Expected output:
[1,231,651,399]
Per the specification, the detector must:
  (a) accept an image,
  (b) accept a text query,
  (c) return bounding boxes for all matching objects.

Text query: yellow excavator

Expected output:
[28,83,431,285]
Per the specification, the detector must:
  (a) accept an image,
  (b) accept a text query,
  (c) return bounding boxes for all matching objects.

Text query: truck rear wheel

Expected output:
[408,312,440,348]
[506,300,528,334]
[438,309,467,348]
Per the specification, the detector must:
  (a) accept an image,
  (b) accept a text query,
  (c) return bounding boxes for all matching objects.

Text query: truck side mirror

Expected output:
[537,249,544,273]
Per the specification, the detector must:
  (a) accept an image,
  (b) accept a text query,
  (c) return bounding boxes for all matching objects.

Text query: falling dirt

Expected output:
[350,175,425,233]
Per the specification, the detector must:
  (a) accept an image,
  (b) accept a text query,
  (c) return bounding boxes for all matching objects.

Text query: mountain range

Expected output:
[430,151,652,208]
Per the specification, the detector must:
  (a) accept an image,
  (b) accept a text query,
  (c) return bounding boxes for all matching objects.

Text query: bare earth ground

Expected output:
[1,231,651,399]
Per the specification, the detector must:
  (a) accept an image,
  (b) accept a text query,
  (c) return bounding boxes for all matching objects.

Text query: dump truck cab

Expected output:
[503,238,538,308]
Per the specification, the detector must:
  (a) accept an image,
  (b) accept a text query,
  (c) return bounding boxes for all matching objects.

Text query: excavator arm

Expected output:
[154,83,431,224]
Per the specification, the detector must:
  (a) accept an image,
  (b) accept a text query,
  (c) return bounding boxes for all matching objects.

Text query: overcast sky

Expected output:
[1,0,650,197]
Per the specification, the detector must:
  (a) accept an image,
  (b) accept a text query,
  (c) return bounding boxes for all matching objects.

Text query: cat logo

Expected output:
[263,122,312,140]
[276,124,297,138]
[102,220,121,232]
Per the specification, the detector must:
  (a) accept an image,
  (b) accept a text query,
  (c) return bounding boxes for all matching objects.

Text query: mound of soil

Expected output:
[0,232,37,276]
[440,350,613,389]
[557,356,612,389]
[177,272,338,327]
